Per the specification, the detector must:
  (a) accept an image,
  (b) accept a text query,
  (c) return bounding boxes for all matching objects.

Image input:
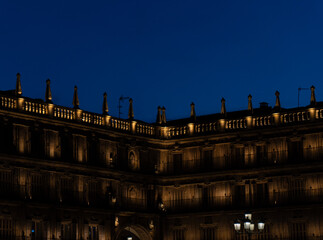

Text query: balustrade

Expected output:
[54,106,75,120]
[0,96,16,109]
[1,93,323,139]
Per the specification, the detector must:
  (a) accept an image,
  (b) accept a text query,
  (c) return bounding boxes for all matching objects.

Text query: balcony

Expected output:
[162,188,323,213]
[158,147,323,175]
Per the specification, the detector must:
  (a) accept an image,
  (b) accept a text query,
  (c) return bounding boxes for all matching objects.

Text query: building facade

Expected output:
[0,73,322,239]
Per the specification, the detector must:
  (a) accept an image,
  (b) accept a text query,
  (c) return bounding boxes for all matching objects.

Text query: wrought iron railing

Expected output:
[163,188,323,213]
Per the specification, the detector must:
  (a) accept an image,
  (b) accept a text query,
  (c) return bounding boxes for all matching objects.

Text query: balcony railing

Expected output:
[0,182,322,215]
[163,188,323,213]
[158,147,323,175]
[0,183,154,212]
[1,92,323,140]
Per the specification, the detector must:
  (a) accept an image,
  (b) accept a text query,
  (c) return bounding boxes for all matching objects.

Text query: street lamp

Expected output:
[233,213,265,240]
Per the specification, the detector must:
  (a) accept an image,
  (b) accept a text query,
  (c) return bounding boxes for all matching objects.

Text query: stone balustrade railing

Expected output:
[0,94,322,139]
[195,122,217,133]
[82,111,103,126]
[168,126,188,137]
[24,100,48,115]
[54,106,75,120]
[136,122,155,136]
[0,96,16,109]
[226,118,247,129]
[110,117,130,131]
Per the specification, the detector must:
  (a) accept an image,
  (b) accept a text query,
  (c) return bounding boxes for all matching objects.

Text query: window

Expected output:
[0,171,14,196]
[234,185,245,207]
[173,153,183,173]
[203,150,213,169]
[99,140,116,167]
[0,218,14,240]
[31,174,49,201]
[173,229,185,240]
[61,222,76,240]
[73,135,87,162]
[60,178,74,203]
[13,124,30,154]
[288,140,303,163]
[31,221,46,240]
[289,223,307,240]
[234,147,245,168]
[288,179,305,200]
[128,151,139,171]
[201,227,216,240]
[88,181,101,205]
[88,226,99,240]
[44,130,60,159]
[256,145,268,165]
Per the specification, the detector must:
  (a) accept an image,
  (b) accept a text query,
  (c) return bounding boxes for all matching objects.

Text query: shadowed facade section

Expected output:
[0,73,322,239]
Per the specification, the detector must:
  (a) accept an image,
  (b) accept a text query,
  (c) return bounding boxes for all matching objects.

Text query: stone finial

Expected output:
[128,98,134,119]
[310,85,316,106]
[156,106,162,124]
[275,91,280,109]
[221,98,226,115]
[45,79,52,103]
[73,85,80,109]
[161,106,166,124]
[248,94,253,113]
[103,92,109,115]
[190,102,196,121]
[15,73,22,95]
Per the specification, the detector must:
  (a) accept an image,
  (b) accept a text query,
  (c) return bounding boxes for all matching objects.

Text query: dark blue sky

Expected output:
[1,1,323,122]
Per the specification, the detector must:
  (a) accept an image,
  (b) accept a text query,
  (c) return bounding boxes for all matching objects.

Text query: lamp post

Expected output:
[233,213,265,240]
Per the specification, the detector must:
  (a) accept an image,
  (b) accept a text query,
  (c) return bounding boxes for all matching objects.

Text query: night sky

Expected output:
[1,1,323,122]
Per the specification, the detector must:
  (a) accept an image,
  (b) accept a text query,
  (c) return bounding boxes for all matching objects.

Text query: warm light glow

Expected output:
[188,123,194,134]
[149,220,154,230]
[246,116,252,127]
[234,222,241,231]
[250,223,255,231]
[244,219,251,230]
[245,213,252,220]
[258,221,265,231]
[127,237,132,240]
[219,119,226,129]
[48,103,54,115]
[115,217,119,227]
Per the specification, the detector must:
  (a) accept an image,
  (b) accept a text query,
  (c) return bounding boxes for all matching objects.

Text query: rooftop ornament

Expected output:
[128,98,134,120]
[190,102,196,122]
[156,106,162,124]
[221,97,226,116]
[72,85,80,109]
[274,90,281,110]
[45,79,52,103]
[310,85,316,106]
[248,94,253,113]
[102,92,109,115]
[161,106,166,124]
[15,73,22,96]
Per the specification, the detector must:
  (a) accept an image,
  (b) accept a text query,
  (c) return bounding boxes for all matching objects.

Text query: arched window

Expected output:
[129,151,139,171]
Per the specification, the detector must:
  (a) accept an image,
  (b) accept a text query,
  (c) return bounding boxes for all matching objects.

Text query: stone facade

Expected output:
[0,74,322,239]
